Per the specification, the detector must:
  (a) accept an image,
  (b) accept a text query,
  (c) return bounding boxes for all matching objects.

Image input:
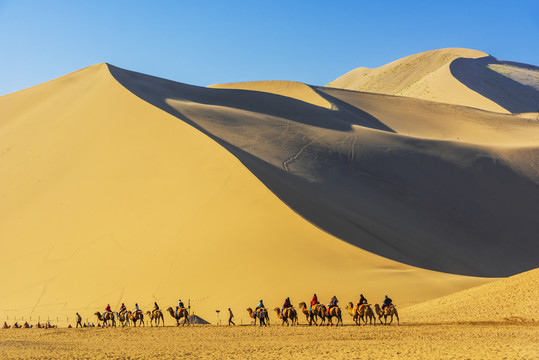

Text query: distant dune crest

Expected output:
[327,48,539,114]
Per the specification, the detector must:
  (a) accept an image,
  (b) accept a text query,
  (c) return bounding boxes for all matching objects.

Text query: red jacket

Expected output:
[311,296,318,306]
[105,305,111,312]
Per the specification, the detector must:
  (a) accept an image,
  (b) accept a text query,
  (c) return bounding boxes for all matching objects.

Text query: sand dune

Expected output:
[111,65,539,277]
[1,52,538,325]
[0,63,491,325]
[327,48,539,113]
[404,268,539,323]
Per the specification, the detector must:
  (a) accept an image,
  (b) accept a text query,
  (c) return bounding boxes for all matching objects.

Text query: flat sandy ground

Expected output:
[0,323,537,359]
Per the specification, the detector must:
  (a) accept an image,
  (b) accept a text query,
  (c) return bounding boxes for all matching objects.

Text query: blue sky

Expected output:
[0,0,537,96]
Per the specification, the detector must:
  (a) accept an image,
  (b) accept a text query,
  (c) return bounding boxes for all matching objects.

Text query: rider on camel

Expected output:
[327,296,338,314]
[281,297,292,315]
[153,302,160,313]
[176,300,184,316]
[382,295,393,310]
[104,304,112,315]
[358,294,368,308]
[255,299,265,316]
[310,294,318,312]
[119,303,127,314]
[134,303,141,314]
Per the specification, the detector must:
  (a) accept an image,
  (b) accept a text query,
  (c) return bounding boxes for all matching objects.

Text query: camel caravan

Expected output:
[94,300,190,327]
[245,294,398,327]
[85,294,400,328]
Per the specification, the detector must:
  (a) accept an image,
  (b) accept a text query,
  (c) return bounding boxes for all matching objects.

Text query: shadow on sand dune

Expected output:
[109,64,539,278]
[450,56,539,113]
[107,65,394,134]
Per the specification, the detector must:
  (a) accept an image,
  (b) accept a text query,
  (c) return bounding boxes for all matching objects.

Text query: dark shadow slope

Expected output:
[109,64,539,277]
[450,56,539,113]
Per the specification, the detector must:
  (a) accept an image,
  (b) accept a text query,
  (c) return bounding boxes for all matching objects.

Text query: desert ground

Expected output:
[1,323,537,360]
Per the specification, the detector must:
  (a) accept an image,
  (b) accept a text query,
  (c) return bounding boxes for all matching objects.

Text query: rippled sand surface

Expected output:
[1,323,537,359]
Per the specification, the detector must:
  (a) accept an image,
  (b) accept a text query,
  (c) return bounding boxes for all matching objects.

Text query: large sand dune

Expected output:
[1,53,538,324]
[114,65,539,277]
[0,63,490,324]
[327,48,539,113]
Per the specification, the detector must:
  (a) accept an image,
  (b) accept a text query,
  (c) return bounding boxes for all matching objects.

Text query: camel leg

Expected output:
[395,310,399,325]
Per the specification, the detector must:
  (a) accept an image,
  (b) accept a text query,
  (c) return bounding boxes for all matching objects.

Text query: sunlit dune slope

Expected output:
[209,80,333,109]
[110,65,539,277]
[405,268,539,323]
[327,48,539,113]
[0,64,490,324]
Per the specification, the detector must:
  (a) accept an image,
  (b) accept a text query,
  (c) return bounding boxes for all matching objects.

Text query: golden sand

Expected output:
[0,324,537,359]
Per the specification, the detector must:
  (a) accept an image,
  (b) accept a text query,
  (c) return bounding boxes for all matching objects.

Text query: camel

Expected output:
[246,307,257,325]
[166,307,189,326]
[273,307,298,326]
[299,302,327,325]
[325,306,343,326]
[347,302,361,325]
[94,311,116,327]
[374,304,399,325]
[299,302,315,325]
[146,310,165,327]
[127,310,145,327]
[360,304,376,325]
[116,311,130,327]
[347,302,376,325]
[246,307,270,326]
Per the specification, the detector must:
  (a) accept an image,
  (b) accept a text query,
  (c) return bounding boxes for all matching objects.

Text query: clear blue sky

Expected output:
[0,0,537,96]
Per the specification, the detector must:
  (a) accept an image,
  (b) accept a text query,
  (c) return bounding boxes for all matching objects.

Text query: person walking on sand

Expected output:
[76,313,82,328]
[228,308,235,326]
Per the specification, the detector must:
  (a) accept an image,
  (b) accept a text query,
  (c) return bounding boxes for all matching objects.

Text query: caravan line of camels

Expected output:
[247,300,398,327]
[94,307,189,328]
[93,300,399,328]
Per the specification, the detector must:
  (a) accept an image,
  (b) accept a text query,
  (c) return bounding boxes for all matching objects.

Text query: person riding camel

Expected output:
[3,321,9,329]
[310,293,319,312]
[134,303,141,314]
[176,300,184,316]
[281,297,292,315]
[104,304,112,315]
[327,296,338,314]
[382,295,393,311]
[255,299,265,316]
[119,303,127,314]
[358,294,368,308]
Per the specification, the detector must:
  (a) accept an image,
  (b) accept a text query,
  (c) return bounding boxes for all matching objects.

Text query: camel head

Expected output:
[246,307,252,313]
[299,302,306,308]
